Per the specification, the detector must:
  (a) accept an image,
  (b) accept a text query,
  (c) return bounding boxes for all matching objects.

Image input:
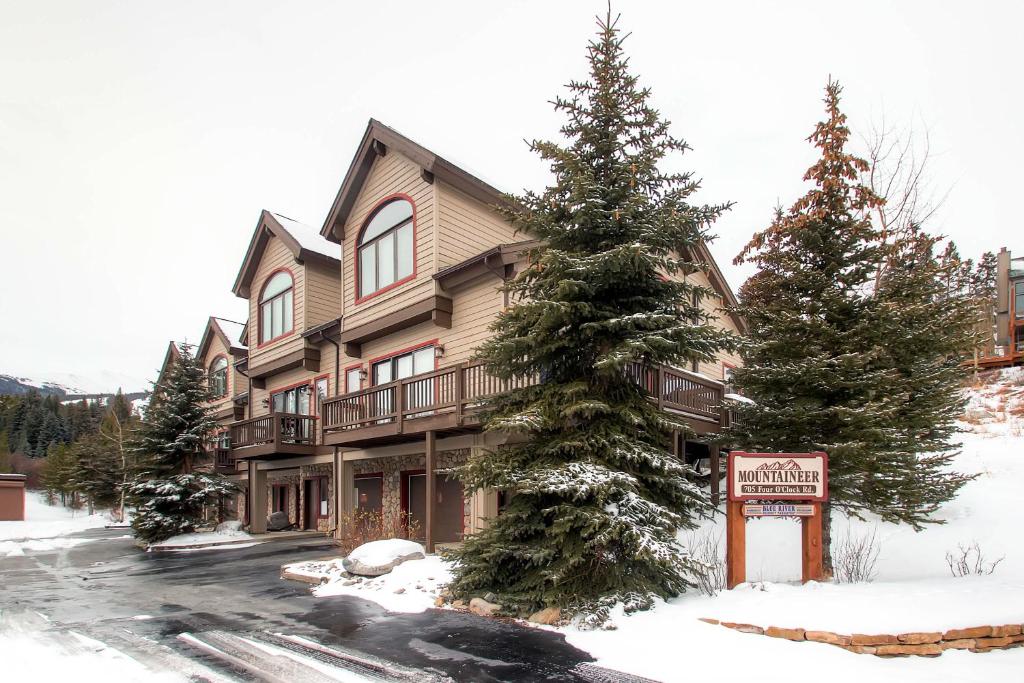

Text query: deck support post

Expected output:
[725,500,745,588]
[709,445,721,506]
[247,459,267,535]
[425,430,437,554]
[333,448,353,541]
[801,502,824,583]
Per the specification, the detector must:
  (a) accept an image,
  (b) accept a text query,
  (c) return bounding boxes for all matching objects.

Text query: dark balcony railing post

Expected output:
[396,380,405,433]
[656,365,665,410]
[454,362,465,425]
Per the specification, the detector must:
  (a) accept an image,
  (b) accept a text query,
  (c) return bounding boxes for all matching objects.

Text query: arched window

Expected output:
[260,270,294,343]
[209,356,228,398]
[358,198,414,298]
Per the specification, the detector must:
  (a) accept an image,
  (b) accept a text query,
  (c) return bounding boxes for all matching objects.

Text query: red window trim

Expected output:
[256,266,297,349]
[207,353,230,399]
[343,363,364,394]
[353,193,418,306]
[269,379,316,416]
[367,338,440,384]
[722,361,737,381]
[312,373,330,416]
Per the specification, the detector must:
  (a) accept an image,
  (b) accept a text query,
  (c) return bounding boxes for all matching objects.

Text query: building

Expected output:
[161,119,746,551]
[993,247,1024,366]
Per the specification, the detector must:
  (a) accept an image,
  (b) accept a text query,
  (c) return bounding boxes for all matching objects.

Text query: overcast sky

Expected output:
[2,1,1021,389]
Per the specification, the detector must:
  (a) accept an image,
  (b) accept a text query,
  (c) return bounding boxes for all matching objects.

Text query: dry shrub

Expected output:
[945,541,1004,577]
[832,526,881,583]
[683,528,726,595]
[335,509,422,555]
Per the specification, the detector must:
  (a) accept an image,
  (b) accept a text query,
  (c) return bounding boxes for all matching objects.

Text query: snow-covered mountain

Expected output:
[0,370,148,398]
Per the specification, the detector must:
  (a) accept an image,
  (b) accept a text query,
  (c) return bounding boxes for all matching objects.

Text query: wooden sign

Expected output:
[743,503,815,517]
[725,451,828,589]
[728,451,828,502]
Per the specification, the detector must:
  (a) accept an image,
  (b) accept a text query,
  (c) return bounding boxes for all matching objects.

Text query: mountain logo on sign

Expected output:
[755,459,802,472]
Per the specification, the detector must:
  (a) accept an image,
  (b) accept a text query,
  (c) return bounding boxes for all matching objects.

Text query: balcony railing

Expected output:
[228,412,318,458]
[321,361,725,439]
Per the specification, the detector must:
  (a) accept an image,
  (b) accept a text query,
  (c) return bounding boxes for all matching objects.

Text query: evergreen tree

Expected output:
[0,432,11,474]
[109,389,133,425]
[450,11,736,625]
[128,345,234,543]
[726,82,971,574]
[41,442,79,506]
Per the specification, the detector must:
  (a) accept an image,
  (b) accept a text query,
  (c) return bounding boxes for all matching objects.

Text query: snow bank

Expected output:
[0,491,117,556]
[149,527,256,550]
[346,538,424,567]
[0,628,183,682]
[313,555,453,613]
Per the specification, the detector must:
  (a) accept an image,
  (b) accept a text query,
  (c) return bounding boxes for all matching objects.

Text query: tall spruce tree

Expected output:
[128,345,234,543]
[727,82,971,574]
[450,11,736,625]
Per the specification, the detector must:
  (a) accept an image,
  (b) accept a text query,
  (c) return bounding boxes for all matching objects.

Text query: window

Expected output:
[208,357,228,398]
[271,383,311,415]
[358,198,414,298]
[259,271,294,344]
[345,367,362,394]
[315,377,329,412]
[372,345,434,386]
[1015,282,1024,319]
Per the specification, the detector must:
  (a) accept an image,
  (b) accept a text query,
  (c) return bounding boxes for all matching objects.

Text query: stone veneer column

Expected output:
[247,460,267,534]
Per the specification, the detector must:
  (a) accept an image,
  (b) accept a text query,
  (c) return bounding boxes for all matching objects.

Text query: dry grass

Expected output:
[335,510,422,555]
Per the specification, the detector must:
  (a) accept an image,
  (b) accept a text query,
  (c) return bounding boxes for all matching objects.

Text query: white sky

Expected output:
[1,1,1021,389]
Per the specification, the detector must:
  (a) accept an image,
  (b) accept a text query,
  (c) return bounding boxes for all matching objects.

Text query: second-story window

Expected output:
[209,357,228,398]
[260,271,294,344]
[358,198,414,299]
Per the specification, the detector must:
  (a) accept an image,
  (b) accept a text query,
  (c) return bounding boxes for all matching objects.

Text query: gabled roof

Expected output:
[154,340,183,393]
[689,242,747,334]
[197,316,248,363]
[232,210,340,298]
[320,119,511,243]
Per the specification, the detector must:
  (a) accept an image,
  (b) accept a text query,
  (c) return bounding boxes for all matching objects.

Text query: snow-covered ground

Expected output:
[0,491,118,557]
[294,369,1023,681]
[148,528,259,551]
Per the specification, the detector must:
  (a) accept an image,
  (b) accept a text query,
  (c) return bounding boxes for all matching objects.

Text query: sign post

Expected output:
[725,451,828,589]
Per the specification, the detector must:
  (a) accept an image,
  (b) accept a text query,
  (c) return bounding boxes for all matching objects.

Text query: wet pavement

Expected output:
[0,528,594,681]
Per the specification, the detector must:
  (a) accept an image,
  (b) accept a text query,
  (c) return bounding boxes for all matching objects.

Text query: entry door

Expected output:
[303,479,317,530]
[404,473,464,544]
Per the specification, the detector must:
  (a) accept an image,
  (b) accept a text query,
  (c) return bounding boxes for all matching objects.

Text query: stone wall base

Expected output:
[700,618,1024,656]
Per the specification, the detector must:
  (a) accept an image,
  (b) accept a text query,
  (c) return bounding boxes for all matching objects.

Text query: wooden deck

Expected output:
[319,361,728,448]
[228,412,318,460]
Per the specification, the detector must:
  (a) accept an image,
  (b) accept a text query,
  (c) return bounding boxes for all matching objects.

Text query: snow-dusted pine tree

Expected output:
[128,345,235,543]
[449,11,737,625]
[727,82,972,574]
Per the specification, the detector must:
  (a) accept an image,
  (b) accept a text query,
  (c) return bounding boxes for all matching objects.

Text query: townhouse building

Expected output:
[160,119,746,551]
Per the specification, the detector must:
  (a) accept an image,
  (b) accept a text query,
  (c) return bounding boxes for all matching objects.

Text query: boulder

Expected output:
[528,607,562,625]
[267,511,293,531]
[342,539,425,577]
[215,520,243,534]
[469,597,502,617]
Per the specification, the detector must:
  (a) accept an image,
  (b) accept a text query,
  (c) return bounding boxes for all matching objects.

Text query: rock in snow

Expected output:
[469,597,502,617]
[342,539,425,576]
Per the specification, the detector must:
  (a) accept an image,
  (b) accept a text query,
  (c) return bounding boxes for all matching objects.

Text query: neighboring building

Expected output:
[195,317,249,473]
[993,248,1024,366]
[161,119,746,550]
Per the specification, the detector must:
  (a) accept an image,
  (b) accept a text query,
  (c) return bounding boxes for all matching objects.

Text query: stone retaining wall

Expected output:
[700,618,1024,656]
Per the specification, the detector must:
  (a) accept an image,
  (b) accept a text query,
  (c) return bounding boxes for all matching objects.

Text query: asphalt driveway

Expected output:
[0,528,596,682]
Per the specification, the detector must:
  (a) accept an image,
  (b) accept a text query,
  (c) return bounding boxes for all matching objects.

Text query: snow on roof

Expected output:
[271,213,339,260]
[213,317,247,349]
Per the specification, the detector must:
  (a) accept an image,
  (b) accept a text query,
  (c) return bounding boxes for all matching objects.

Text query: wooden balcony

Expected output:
[320,361,727,448]
[213,447,234,472]
[228,412,318,460]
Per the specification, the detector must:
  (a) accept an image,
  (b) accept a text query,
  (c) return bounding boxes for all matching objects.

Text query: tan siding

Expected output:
[304,259,342,329]
[436,182,520,269]
[685,269,743,381]
[200,330,234,416]
[341,151,437,329]
[247,237,305,368]
[339,275,504,384]
[249,339,337,419]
